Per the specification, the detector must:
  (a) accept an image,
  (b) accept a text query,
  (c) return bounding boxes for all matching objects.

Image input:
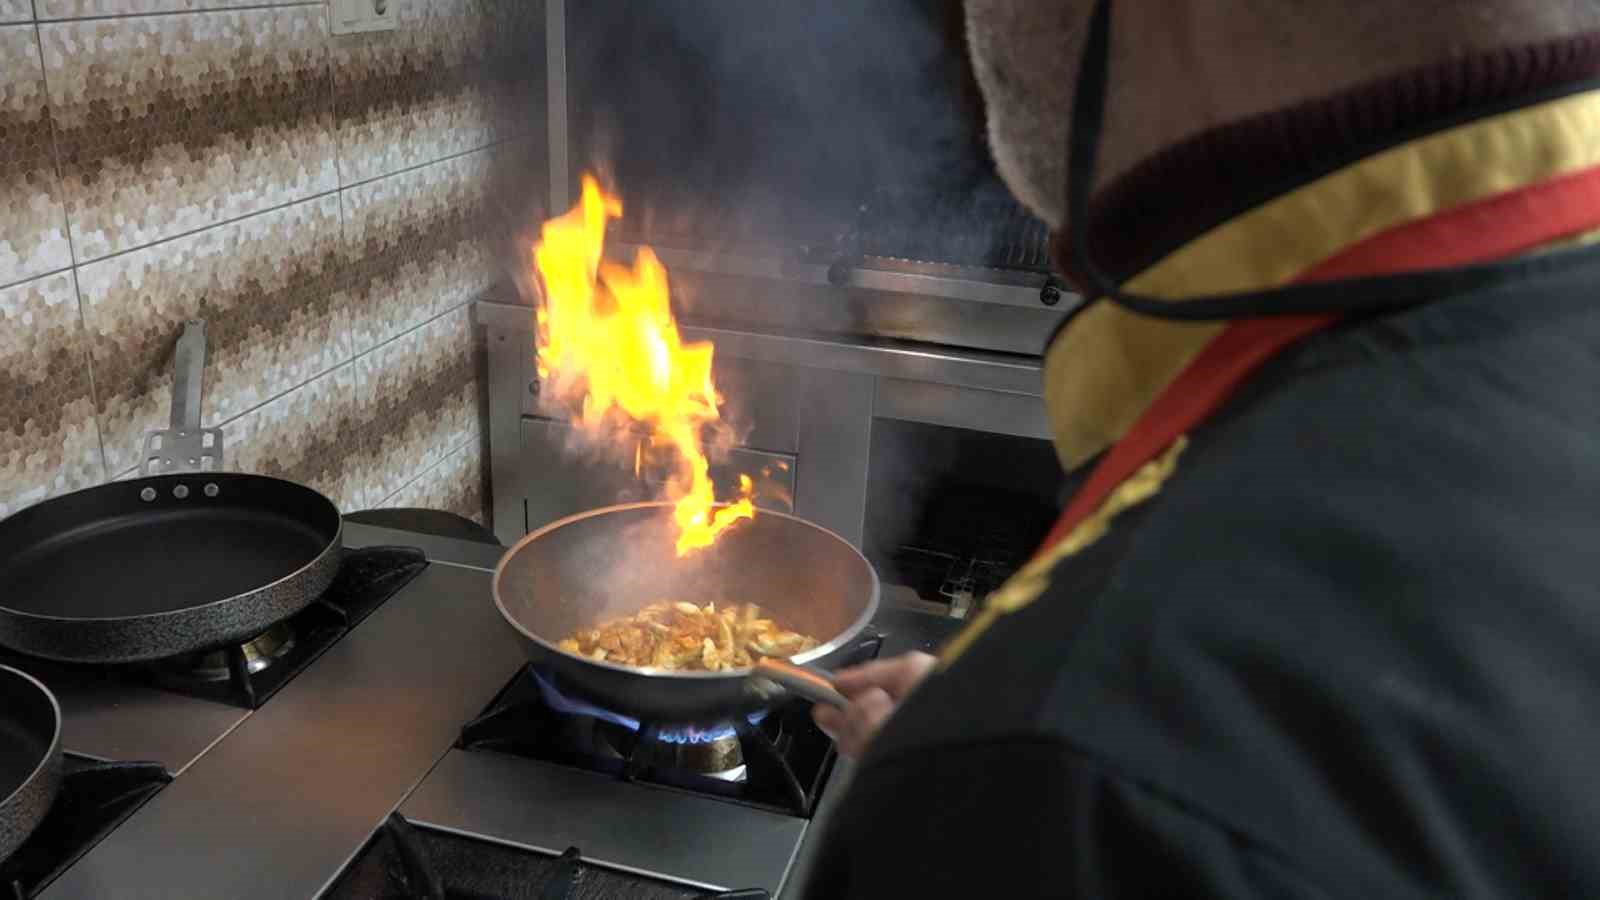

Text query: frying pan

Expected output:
[493,502,878,723]
[0,665,61,862]
[0,321,342,664]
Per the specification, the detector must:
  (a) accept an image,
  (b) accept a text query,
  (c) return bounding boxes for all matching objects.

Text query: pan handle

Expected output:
[140,320,225,476]
[753,657,848,709]
[171,320,206,433]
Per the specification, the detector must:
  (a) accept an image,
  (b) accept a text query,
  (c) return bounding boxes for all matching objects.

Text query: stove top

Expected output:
[18,524,966,899]
[0,543,428,897]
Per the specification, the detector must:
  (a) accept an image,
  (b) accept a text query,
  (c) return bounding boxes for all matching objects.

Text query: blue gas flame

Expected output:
[529,669,767,743]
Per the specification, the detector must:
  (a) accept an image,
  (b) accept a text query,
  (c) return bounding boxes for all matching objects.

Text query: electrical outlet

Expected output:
[331,0,397,35]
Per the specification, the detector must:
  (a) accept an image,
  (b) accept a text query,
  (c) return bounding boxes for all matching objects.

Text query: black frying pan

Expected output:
[0,665,60,863]
[0,322,342,664]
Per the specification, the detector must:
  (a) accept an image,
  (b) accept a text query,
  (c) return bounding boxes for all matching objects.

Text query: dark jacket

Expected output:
[802,245,1600,897]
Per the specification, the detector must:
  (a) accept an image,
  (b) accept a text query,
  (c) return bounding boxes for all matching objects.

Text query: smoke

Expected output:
[564,0,996,250]
[516,2,1061,578]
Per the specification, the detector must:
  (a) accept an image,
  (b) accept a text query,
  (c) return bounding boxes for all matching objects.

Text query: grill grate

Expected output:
[858,182,1054,272]
[604,177,1054,275]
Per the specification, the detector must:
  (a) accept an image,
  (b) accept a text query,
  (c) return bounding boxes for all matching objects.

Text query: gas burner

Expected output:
[159,622,298,684]
[460,631,884,818]
[530,670,766,780]
[626,727,745,780]
[599,716,779,782]
[128,546,426,709]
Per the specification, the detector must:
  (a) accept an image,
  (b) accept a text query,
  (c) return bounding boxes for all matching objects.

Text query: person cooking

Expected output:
[800,0,1600,896]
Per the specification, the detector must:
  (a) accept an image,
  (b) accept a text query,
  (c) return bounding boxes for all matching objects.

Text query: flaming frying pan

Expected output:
[493,502,879,723]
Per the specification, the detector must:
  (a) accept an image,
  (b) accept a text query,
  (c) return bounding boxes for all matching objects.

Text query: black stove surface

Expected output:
[326,813,769,900]
[459,634,883,820]
[2,756,171,900]
[0,546,427,710]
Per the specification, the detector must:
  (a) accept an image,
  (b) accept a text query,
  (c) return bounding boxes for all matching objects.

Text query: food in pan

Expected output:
[557,601,820,671]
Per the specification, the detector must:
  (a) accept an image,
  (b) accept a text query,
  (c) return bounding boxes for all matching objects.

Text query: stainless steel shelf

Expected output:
[476,301,1043,397]
[612,242,1079,311]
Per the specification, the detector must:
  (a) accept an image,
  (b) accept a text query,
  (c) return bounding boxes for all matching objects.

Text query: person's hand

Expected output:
[813,651,935,759]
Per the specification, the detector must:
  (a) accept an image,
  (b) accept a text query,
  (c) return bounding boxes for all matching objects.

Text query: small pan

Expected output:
[494,502,876,723]
[0,665,61,863]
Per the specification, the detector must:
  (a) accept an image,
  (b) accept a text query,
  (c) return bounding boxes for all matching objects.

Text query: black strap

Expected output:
[1067,0,1600,321]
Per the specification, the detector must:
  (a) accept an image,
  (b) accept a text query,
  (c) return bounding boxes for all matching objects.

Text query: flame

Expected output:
[533,175,755,555]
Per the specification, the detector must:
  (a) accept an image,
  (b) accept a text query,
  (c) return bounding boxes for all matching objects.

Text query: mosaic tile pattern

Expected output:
[333,0,493,185]
[41,7,338,261]
[332,0,542,186]
[78,194,350,474]
[381,438,485,525]
[357,305,479,502]
[221,360,371,511]
[0,272,105,517]
[36,1,289,18]
[1,25,72,286]
[3,0,534,529]
[342,149,498,354]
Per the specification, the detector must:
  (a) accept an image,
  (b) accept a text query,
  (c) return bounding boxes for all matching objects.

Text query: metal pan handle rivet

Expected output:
[139,487,157,502]
[203,483,219,497]
[172,485,189,499]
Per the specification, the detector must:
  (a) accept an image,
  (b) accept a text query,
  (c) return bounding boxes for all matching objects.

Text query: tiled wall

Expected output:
[0,0,546,527]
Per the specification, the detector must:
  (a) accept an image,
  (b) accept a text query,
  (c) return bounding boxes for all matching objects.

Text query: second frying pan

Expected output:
[0,322,342,664]
[0,665,60,863]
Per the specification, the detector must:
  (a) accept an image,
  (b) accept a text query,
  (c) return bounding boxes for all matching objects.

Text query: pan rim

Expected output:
[492,501,881,683]
[0,473,342,625]
[0,663,62,818]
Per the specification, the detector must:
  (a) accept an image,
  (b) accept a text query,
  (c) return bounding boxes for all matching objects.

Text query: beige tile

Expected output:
[331,0,502,184]
[78,194,351,474]
[341,148,497,354]
[36,0,294,18]
[41,7,338,262]
[381,438,484,524]
[0,2,30,27]
[0,25,72,285]
[221,360,372,511]
[0,272,105,517]
[358,304,479,501]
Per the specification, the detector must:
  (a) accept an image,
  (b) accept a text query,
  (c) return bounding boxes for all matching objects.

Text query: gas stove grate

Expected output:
[1,758,171,899]
[326,812,769,900]
[458,633,882,819]
[151,545,428,709]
